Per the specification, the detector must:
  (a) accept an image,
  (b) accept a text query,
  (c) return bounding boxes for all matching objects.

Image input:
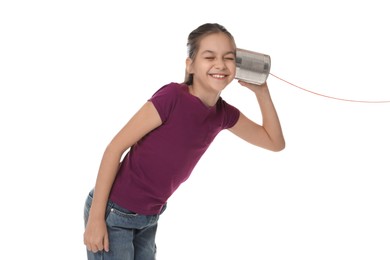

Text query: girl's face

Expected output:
[186,32,236,93]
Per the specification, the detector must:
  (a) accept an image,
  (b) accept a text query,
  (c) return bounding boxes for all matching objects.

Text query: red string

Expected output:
[270,73,390,103]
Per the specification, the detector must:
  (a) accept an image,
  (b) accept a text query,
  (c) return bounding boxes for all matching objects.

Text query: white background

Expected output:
[1,1,389,259]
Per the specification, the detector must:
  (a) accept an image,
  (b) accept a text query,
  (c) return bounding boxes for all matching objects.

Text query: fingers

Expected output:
[86,242,104,253]
[238,80,264,89]
[104,233,110,252]
[85,240,102,253]
[84,235,109,253]
[237,80,269,94]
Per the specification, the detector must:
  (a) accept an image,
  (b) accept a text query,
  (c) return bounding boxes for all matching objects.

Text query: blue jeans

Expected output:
[84,190,166,260]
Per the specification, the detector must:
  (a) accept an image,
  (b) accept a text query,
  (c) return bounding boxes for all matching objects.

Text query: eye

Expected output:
[205,56,215,60]
[224,55,235,61]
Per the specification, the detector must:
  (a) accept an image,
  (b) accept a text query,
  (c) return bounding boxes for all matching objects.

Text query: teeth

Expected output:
[211,74,225,78]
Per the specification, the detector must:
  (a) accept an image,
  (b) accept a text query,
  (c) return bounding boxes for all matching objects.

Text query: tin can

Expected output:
[235,48,271,85]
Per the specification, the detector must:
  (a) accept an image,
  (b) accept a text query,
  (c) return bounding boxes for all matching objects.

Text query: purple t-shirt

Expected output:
[109,82,240,215]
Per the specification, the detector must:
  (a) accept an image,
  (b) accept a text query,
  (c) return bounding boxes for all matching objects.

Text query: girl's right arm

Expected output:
[83,101,162,253]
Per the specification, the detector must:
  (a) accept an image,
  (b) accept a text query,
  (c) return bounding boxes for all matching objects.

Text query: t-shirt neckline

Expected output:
[184,84,218,111]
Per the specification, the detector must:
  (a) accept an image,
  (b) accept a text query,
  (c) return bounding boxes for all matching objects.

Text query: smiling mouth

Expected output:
[210,74,227,79]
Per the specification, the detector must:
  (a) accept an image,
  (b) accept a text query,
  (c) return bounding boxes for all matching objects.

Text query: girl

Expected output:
[83,23,285,260]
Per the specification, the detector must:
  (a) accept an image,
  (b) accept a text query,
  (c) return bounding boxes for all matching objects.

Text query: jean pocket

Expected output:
[108,202,138,218]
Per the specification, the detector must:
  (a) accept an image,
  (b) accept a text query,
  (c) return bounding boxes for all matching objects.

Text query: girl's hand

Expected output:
[237,80,268,94]
[84,218,109,253]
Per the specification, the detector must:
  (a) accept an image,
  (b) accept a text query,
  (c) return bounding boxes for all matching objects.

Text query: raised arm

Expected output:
[228,81,285,152]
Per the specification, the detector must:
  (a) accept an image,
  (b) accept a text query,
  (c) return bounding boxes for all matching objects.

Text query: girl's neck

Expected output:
[188,84,221,107]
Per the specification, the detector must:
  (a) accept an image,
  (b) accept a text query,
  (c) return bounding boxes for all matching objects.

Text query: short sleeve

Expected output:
[220,99,240,129]
[148,83,179,122]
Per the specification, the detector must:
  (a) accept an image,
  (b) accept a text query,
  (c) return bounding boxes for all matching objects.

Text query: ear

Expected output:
[185,57,193,74]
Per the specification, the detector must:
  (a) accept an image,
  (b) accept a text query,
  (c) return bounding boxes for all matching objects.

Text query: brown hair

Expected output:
[183,23,236,85]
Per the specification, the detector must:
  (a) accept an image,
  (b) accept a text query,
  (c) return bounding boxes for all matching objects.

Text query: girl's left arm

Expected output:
[228,81,285,152]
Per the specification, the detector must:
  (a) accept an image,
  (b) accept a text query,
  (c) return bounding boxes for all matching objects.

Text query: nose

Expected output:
[214,57,227,70]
